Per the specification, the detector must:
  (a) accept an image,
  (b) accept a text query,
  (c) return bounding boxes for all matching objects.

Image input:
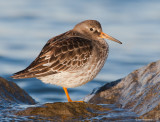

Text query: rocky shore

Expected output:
[87,60,160,120]
[0,60,160,121]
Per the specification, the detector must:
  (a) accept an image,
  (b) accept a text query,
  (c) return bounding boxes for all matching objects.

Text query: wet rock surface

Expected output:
[87,60,160,119]
[16,102,107,121]
[0,77,36,105]
[0,76,36,120]
[15,102,137,121]
[16,102,101,117]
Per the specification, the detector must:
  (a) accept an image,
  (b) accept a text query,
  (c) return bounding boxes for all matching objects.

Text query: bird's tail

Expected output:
[11,68,57,79]
[11,69,34,79]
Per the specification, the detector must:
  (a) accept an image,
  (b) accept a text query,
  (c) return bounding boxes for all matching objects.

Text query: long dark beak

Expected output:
[100,32,122,44]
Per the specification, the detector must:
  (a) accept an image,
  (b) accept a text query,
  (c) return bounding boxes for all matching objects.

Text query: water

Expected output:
[0,0,160,108]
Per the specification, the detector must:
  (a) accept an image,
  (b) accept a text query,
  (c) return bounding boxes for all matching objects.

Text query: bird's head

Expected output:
[73,20,122,44]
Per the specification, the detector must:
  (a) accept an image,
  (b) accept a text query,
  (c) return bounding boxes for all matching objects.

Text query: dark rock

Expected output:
[85,79,122,104]
[86,60,160,119]
[0,77,36,105]
[16,102,111,121]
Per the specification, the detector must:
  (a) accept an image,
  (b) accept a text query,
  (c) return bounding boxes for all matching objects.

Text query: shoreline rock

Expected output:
[87,60,160,119]
[0,77,36,105]
[15,102,137,121]
[16,102,107,121]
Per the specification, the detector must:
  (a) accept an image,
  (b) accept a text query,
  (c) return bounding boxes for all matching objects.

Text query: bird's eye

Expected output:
[90,28,94,31]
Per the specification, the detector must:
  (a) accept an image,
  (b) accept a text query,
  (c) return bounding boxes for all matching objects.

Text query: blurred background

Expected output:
[0,0,160,103]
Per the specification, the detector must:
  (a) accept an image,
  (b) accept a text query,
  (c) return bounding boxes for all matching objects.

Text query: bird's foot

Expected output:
[68,100,84,103]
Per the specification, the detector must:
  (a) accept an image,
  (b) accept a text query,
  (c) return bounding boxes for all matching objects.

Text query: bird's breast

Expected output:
[93,39,109,61]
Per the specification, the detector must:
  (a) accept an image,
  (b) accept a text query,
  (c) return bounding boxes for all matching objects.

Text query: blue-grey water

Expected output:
[0,0,160,120]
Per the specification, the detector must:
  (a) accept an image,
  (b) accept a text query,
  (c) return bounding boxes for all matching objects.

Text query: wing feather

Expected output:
[12,34,93,79]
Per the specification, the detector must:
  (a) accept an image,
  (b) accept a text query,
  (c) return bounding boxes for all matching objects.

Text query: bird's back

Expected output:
[11,31,98,79]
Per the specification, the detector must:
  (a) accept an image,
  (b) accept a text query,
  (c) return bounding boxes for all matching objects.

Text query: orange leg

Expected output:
[63,87,72,102]
[63,87,84,102]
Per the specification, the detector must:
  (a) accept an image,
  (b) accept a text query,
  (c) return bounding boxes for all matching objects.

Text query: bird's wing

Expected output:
[12,36,93,79]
